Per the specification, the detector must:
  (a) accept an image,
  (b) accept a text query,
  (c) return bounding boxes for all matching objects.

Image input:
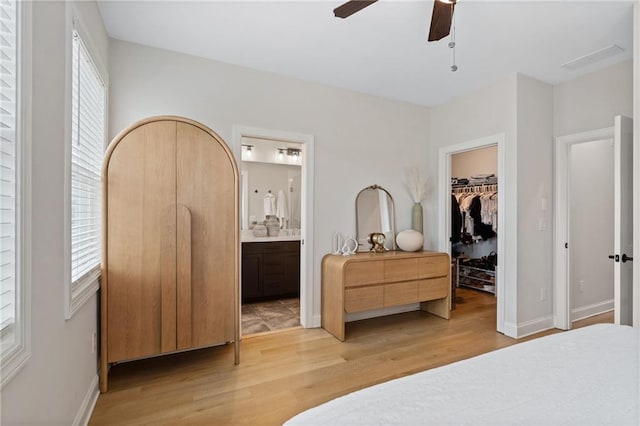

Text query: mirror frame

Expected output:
[355,184,397,252]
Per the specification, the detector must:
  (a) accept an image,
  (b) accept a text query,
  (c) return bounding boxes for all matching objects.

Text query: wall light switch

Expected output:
[541,197,548,211]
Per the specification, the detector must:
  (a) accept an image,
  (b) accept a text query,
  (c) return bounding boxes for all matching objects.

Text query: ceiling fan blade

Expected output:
[334,0,378,19]
[428,1,455,42]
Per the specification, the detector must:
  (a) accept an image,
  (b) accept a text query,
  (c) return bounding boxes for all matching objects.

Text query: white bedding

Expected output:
[285,324,639,425]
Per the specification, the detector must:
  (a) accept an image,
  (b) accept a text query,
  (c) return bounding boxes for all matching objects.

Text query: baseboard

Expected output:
[571,299,614,322]
[73,374,99,426]
[310,314,321,328]
[502,321,518,339]
[345,303,420,322]
[515,315,555,338]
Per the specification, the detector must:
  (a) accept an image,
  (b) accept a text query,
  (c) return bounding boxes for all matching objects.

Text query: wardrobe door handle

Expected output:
[177,204,192,349]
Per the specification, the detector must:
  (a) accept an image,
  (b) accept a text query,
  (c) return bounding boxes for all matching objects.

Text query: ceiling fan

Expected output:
[333,0,457,42]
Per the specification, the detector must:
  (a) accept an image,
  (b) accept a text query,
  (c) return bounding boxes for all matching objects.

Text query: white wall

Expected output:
[515,74,554,328]
[1,1,107,424]
[569,139,615,318]
[108,39,431,326]
[554,60,633,137]
[451,145,498,179]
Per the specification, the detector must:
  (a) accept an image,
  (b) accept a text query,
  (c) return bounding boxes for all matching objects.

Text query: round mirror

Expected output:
[355,185,396,252]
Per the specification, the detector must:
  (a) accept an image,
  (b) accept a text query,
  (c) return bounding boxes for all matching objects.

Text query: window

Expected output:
[0,0,18,336]
[1,0,29,386]
[67,29,105,317]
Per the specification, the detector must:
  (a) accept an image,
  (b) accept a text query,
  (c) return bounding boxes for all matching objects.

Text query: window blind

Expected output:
[0,0,17,331]
[71,31,105,289]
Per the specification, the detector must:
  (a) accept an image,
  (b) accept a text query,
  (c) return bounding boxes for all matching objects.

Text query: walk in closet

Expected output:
[451,146,498,295]
[100,116,240,392]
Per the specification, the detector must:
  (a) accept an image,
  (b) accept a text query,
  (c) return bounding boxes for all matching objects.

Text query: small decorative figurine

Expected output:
[368,232,387,253]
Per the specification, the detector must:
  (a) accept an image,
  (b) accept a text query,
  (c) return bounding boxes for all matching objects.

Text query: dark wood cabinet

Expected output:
[242,241,300,302]
[241,253,262,300]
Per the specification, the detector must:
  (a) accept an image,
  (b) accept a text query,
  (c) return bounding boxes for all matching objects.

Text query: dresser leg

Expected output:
[421,297,450,319]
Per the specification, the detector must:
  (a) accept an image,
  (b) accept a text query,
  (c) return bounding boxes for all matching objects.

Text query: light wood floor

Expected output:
[89,288,613,425]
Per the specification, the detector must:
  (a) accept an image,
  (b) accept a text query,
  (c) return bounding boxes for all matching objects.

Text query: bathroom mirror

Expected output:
[355,185,396,252]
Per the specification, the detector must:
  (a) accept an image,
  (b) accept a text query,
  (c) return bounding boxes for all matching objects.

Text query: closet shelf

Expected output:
[457,263,496,295]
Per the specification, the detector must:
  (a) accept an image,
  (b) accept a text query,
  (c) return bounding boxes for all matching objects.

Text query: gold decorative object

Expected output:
[368,232,387,253]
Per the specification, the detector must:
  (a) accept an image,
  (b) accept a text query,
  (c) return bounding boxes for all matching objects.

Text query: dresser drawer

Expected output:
[418,255,449,279]
[384,258,418,282]
[418,277,449,301]
[345,261,384,287]
[384,281,418,307]
[344,286,383,313]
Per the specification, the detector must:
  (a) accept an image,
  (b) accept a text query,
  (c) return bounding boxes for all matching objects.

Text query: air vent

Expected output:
[561,45,624,70]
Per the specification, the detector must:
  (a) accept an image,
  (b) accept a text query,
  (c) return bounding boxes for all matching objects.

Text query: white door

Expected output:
[613,115,634,325]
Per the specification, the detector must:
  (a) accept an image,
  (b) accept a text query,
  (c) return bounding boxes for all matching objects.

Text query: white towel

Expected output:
[276,189,288,228]
[264,193,276,217]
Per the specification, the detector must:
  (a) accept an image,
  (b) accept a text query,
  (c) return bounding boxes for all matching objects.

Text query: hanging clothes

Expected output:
[481,191,499,232]
[452,180,498,241]
[451,194,462,243]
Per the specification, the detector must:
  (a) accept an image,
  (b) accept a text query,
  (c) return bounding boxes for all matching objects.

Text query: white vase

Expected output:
[396,229,424,252]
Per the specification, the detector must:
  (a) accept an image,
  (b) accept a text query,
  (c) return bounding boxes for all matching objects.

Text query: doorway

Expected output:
[554,116,633,329]
[451,146,499,305]
[232,125,315,334]
[570,139,614,323]
[439,134,509,335]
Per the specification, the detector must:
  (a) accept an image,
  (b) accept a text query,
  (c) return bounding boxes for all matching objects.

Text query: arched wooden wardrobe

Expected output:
[100,116,240,392]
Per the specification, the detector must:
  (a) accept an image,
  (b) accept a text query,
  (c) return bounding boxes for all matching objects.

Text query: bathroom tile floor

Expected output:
[241,297,300,335]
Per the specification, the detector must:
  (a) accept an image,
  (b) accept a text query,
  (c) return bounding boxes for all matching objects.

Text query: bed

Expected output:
[285,324,639,425]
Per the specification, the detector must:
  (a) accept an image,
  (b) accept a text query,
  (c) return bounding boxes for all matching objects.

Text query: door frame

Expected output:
[553,126,614,330]
[438,133,509,336]
[232,125,315,328]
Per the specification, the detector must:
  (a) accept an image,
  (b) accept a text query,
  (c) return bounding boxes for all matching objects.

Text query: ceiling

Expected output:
[97,0,634,107]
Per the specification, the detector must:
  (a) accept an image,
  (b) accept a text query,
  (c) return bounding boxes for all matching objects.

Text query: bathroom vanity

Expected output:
[242,238,301,302]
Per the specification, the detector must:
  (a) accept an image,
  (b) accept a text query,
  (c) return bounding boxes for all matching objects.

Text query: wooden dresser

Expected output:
[322,251,450,341]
